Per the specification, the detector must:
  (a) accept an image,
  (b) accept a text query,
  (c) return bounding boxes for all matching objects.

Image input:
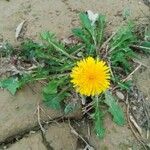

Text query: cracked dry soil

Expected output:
[0,0,150,150]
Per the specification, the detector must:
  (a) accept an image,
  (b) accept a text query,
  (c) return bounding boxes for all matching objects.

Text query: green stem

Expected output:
[47,39,79,60]
[95,95,99,108]
[32,73,69,81]
[71,46,85,55]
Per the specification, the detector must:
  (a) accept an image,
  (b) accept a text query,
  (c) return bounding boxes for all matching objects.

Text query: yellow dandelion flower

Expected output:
[70,57,110,96]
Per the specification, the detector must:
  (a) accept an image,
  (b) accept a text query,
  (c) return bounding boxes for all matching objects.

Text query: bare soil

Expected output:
[0,0,150,150]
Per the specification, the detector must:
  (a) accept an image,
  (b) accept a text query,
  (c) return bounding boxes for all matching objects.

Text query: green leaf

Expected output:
[104,91,125,125]
[122,7,131,19]
[41,31,56,41]
[0,42,14,57]
[118,80,132,91]
[42,78,69,109]
[79,12,92,33]
[0,77,20,95]
[72,28,90,44]
[79,12,96,44]
[41,31,74,60]
[43,92,67,110]
[140,41,150,53]
[110,23,136,51]
[19,74,33,87]
[43,80,59,95]
[64,102,78,114]
[20,40,41,60]
[110,23,138,72]
[145,25,150,41]
[96,15,106,46]
[94,105,105,138]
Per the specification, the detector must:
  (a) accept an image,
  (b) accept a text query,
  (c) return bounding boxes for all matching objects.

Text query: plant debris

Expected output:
[15,21,26,40]
[129,86,150,132]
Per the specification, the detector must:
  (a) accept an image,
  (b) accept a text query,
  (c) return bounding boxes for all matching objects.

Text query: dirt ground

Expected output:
[0,0,149,44]
[0,0,150,150]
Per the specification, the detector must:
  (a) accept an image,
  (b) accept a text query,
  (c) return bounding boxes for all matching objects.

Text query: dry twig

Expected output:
[126,95,148,150]
[129,115,143,137]
[100,31,117,50]
[15,21,26,39]
[122,63,142,82]
[68,119,94,150]
[82,101,95,115]
[40,106,60,125]
[87,123,91,141]
[133,59,149,68]
[37,103,45,133]
[141,98,150,139]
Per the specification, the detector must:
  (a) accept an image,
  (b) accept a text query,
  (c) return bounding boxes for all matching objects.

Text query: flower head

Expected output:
[70,57,110,96]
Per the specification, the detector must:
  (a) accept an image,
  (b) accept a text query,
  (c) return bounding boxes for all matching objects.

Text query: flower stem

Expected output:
[95,95,99,108]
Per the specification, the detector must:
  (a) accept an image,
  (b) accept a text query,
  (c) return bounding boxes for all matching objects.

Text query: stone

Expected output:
[74,115,142,150]
[116,91,125,100]
[7,133,47,150]
[45,123,78,150]
[0,83,62,143]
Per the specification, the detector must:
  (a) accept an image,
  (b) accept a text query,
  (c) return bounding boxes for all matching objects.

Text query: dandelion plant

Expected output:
[1,12,147,139]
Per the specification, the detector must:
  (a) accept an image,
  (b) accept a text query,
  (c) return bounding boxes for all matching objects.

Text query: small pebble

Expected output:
[3,146,7,149]
[116,91,125,100]
[30,130,36,134]
[133,106,137,110]
[15,105,19,110]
